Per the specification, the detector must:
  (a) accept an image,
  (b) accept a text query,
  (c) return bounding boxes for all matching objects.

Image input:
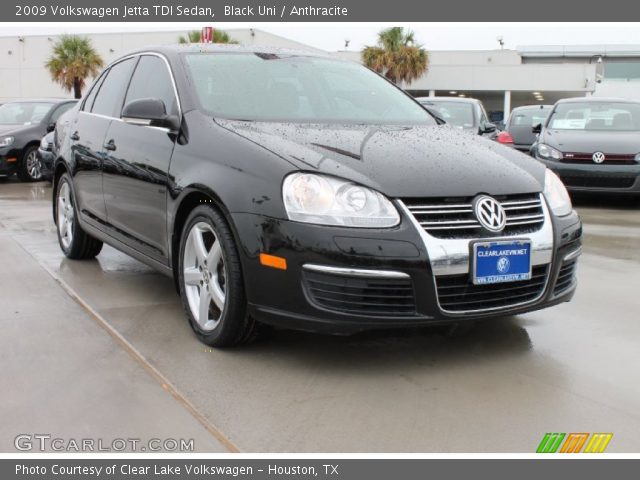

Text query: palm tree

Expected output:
[178,29,238,44]
[45,35,104,99]
[362,27,429,86]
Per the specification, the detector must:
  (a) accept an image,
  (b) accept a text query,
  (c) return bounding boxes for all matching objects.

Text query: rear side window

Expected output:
[82,74,106,112]
[125,55,178,116]
[91,58,136,118]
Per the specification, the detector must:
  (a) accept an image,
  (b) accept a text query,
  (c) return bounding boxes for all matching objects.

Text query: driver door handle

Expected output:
[103,139,117,151]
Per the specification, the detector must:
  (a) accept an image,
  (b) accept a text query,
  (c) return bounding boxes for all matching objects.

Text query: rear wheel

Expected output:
[178,205,257,347]
[17,146,42,182]
[56,173,103,259]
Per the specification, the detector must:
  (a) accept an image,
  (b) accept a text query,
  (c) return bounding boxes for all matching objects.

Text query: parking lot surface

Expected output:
[1,178,639,452]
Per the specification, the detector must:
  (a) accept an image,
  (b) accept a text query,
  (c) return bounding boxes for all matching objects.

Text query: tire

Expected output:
[56,173,103,259]
[178,204,257,347]
[17,146,42,182]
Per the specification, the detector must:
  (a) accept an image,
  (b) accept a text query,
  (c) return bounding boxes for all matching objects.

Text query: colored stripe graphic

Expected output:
[536,433,565,453]
[560,433,589,453]
[584,433,613,453]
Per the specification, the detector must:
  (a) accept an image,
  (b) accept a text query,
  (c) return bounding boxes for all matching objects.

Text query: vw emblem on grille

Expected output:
[473,195,507,232]
[497,257,510,274]
[592,152,606,164]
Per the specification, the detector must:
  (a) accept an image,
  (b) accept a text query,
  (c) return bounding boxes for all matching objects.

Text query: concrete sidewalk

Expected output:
[0,228,229,453]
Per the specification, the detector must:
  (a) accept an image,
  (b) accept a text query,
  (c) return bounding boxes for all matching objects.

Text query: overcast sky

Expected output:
[1,23,640,51]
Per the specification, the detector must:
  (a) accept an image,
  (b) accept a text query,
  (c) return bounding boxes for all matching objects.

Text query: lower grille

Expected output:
[554,260,577,295]
[303,269,416,317]
[560,175,636,189]
[436,265,548,312]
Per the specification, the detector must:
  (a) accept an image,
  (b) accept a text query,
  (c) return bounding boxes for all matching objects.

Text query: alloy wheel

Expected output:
[26,150,42,180]
[57,182,74,249]
[183,222,227,332]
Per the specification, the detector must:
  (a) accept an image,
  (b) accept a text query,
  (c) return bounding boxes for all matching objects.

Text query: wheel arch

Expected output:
[170,185,243,292]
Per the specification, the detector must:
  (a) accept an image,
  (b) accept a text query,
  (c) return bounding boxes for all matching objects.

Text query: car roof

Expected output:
[555,97,640,104]
[416,96,479,104]
[125,43,330,59]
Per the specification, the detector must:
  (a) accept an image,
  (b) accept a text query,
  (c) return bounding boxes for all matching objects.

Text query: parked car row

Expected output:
[416,95,640,195]
[0,98,77,181]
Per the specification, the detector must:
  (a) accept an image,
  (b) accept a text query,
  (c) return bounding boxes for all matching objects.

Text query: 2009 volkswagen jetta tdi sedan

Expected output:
[52,45,582,347]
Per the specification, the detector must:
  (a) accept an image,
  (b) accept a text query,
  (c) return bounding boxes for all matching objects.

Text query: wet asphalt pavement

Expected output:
[0,177,639,452]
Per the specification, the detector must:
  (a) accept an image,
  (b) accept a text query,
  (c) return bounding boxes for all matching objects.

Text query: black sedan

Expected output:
[53,45,582,347]
[0,99,77,181]
[532,97,640,194]
[416,96,499,140]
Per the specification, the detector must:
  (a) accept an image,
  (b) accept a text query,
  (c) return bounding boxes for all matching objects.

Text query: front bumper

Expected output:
[538,157,640,194]
[231,201,582,334]
[0,149,19,176]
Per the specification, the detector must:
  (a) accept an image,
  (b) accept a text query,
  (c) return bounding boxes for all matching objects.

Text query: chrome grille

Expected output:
[403,193,545,238]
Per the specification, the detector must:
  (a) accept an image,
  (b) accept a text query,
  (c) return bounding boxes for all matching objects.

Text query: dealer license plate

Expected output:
[473,240,532,285]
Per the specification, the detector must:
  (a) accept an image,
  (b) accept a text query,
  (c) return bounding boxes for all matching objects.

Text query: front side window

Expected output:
[91,58,136,118]
[125,55,178,116]
[0,102,54,125]
[547,102,640,131]
[183,53,435,125]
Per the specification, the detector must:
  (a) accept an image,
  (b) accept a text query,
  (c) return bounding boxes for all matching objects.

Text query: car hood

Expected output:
[217,120,545,198]
[543,129,640,154]
[0,124,25,136]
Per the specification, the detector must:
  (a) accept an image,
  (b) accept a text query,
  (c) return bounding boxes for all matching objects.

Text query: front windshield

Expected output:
[547,102,640,131]
[419,101,475,128]
[0,102,54,125]
[183,53,436,125]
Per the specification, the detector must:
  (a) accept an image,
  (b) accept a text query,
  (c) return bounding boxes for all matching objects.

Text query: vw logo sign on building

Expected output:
[473,196,507,232]
[592,152,606,164]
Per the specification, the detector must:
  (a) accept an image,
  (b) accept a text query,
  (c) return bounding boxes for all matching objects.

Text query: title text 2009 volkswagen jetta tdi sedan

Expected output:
[52,45,582,347]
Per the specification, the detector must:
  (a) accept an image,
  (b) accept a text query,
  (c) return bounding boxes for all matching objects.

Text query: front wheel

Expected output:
[178,205,257,347]
[56,173,103,259]
[17,146,42,182]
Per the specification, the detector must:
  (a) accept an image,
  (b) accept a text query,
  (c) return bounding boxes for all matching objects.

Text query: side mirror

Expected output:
[532,123,542,134]
[122,98,180,131]
[46,122,55,133]
[480,122,497,134]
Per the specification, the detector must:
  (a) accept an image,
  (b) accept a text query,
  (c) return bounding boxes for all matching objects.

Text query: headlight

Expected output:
[537,143,563,161]
[0,136,14,148]
[543,169,572,217]
[283,173,400,228]
[635,153,640,163]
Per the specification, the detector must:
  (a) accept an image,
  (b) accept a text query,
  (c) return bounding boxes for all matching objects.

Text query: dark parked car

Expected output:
[36,131,55,181]
[53,45,582,347]
[504,104,552,152]
[532,97,640,194]
[416,96,499,140]
[0,99,77,181]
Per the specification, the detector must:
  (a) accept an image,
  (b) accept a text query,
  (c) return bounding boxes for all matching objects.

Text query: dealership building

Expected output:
[1,29,639,121]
